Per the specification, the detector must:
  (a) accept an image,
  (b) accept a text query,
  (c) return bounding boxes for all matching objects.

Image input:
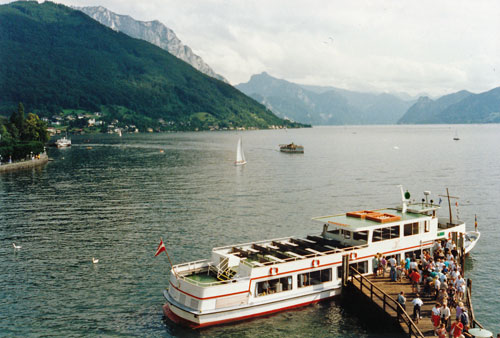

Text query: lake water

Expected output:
[1,125,499,337]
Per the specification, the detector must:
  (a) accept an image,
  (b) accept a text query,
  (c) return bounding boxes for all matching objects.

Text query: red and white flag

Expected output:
[155,239,166,257]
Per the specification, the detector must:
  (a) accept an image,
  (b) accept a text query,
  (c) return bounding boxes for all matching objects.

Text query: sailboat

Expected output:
[453,130,460,141]
[235,138,247,165]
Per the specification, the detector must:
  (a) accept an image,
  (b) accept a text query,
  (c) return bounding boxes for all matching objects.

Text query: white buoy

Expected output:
[13,243,22,249]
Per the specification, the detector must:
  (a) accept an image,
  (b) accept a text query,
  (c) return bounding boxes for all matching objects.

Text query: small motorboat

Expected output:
[464,231,480,255]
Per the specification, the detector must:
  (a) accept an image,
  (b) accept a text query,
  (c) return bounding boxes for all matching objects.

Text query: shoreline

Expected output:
[0,153,49,173]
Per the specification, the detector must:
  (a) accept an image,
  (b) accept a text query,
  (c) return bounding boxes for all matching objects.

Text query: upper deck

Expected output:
[312,203,440,232]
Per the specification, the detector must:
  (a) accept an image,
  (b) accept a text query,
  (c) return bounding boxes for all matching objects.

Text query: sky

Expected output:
[6,0,500,97]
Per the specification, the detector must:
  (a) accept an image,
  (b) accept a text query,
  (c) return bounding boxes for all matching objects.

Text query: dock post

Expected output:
[341,254,350,288]
[459,233,466,275]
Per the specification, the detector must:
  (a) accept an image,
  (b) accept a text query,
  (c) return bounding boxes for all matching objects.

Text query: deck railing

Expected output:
[348,266,424,338]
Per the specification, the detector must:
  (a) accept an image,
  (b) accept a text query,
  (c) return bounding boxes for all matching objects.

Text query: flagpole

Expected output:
[158,238,179,279]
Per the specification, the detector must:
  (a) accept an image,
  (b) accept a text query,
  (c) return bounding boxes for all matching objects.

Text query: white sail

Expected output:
[235,138,246,165]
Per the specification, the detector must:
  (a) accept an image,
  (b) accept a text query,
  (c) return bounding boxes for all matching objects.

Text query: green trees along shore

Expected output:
[0,103,49,162]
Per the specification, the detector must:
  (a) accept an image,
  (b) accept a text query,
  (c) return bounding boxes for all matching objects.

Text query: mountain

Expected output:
[398,90,472,124]
[437,87,500,123]
[236,72,415,125]
[398,88,500,124]
[0,1,302,131]
[77,6,227,83]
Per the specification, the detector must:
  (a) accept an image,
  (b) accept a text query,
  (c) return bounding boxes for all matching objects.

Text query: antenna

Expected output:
[424,191,431,204]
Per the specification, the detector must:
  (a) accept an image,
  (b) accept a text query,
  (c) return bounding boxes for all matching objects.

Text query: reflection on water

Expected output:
[1,125,499,336]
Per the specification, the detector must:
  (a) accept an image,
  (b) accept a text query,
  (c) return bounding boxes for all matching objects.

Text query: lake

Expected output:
[1,125,499,337]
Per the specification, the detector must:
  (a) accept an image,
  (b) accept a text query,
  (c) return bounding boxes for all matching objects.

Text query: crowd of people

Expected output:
[372,239,475,338]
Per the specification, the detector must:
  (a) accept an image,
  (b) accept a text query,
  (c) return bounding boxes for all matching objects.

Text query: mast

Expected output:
[439,188,459,225]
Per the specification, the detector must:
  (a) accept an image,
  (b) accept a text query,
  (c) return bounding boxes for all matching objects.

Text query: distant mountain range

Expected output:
[77,6,228,83]
[398,87,500,124]
[236,72,415,125]
[0,1,302,131]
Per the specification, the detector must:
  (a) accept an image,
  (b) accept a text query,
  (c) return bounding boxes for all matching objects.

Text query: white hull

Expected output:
[164,285,340,328]
[464,231,480,255]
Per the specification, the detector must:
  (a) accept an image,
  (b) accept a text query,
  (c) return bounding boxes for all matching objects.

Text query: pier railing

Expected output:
[465,279,484,329]
[348,266,424,338]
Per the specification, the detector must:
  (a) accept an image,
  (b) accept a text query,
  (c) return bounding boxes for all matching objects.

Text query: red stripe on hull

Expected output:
[163,295,335,329]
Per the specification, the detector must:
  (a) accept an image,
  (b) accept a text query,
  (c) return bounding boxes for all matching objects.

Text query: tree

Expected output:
[24,113,49,143]
[10,102,25,134]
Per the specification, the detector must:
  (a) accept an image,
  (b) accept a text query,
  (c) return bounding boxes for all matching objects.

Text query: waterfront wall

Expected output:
[0,154,49,173]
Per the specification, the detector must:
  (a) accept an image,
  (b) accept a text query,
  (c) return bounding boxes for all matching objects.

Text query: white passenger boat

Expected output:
[162,188,477,328]
[55,136,71,148]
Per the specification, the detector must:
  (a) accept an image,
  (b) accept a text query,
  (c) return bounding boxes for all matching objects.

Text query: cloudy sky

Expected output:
[8,0,500,96]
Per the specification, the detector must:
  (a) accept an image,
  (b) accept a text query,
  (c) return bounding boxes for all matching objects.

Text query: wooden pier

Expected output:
[345,265,485,338]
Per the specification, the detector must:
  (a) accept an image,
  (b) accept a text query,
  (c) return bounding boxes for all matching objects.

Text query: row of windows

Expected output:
[372,221,430,241]
[256,268,333,297]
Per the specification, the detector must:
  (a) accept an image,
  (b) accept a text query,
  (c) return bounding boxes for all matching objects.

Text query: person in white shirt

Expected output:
[440,302,451,329]
[412,294,424,323]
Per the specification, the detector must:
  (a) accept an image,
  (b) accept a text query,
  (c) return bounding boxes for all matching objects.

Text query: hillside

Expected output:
[77,6,227,83]
[0,1,302,131]
[398,90,472,124]
[236,72,414,125]
[398,88,500,124]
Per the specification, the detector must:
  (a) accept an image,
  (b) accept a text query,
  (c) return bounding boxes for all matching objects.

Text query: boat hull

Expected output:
[464,231,480,255]
[163,287,340,328]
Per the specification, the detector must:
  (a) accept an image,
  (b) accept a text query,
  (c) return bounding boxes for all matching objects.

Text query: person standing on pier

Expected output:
[380,255,387,277]
[409,269,421,293]
[411,294,423,323]
[397,291,406,311]
[440,302,451,330]
[389,256,397,282]
[372,254,379,276]
[432,303,442,332]
[449,318,464,338]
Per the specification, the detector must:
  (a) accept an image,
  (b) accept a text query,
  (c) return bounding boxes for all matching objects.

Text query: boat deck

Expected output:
[225,235,361,268]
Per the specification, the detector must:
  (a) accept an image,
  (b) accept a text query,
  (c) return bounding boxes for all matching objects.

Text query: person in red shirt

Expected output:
[409,269,421,293]
[450,318,464,338]
[436,323,447,338]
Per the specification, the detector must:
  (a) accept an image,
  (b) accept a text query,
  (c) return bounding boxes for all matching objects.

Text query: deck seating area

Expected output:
[227,236,356,266]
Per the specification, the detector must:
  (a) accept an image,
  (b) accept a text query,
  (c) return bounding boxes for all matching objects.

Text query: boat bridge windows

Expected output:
[298,268,332,287]
[256,276,292,296]
[336,260,368,279]
[372,225,400,242]
[404,222,420,236]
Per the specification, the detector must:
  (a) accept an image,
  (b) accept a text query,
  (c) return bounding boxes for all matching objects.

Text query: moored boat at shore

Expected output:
[54,136,71,148]
[162,188,477,328]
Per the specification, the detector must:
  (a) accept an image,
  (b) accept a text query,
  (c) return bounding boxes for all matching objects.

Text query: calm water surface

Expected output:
[1,125,499,337]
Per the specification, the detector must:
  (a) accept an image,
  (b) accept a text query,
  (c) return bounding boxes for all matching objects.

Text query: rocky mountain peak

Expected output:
[77,6,227,83]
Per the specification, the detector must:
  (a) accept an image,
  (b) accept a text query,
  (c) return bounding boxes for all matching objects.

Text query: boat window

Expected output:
[404,222,419,236]
[353,231,368,244]
[372,225,400,242]
[407,249,422,259]
[327,228,340,235]
[298,268,332,287]
[425,221,430,233]
[337,260,369,277]
[342,230,351,239]
[256,276,293,296]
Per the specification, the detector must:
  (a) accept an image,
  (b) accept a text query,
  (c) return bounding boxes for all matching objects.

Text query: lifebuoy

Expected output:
[312,259,320,267]
[448,232,452,240]
[350,252,358,260]
[269,267,278,275]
